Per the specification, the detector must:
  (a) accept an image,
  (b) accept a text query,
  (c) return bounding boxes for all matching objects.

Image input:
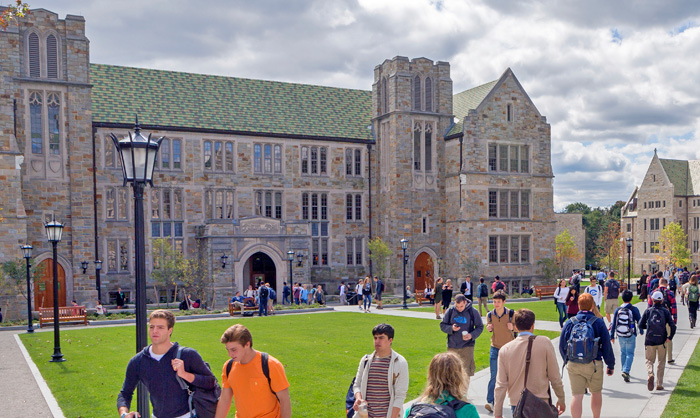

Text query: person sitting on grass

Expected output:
[405,352,479,418]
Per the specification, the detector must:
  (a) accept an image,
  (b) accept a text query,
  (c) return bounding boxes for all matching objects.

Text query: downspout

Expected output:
[459,136,463,208]
[13,99,17,139]
[367,124,375,277]
[92,126,100,276]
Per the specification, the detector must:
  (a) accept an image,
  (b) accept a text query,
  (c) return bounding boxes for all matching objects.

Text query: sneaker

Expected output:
[484,403,493,413]
[622,372,630,383]
[668,359,675,364]
[647,375,655,391]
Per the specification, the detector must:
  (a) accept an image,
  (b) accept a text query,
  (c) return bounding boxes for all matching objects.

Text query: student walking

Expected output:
[439,294,484,391]
[460,275,473,301]
[434,277,444,319]
[686,275,699,328]
[484,291,515,413]
[441,279,454,314]
[584,277,604,312]
[604,271,621,323]
[214,324,291,418]
[639,291,677,391]
[362,277,373,313]
[554,279,570,328]
[353,323,409,418]
[405,352,479,418]
[648,278,678,363]
[610,290,642,382]
[566,287,580,319]
[374,276,384,309]
[476,277,489,316]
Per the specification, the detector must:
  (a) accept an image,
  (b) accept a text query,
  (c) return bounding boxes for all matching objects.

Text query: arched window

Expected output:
[425,77,432,112]
[28,32,40,78]
[424,122,432,171]
[413,76,422,111]
[161,138,170,169]
[413,122,422,170]
[47,93,60,154]
[46,34,58,79]
[29,92,42,154]
[382,77,388,114]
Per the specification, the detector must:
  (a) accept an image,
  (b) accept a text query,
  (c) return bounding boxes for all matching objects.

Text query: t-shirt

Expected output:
[221,351,290,418]
[365,356,391,418]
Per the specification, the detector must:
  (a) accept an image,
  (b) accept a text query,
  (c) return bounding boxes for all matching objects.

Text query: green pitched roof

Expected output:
[90,64,373,141]
[659,158,693,196]
[447,80,498,136]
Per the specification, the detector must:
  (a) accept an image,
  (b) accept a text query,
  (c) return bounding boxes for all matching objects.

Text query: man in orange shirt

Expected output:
[214,324,291,418]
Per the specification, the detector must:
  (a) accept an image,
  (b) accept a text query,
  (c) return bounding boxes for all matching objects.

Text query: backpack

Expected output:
[669,278,677,292]
[615,306,634,338]
[688,285,700,303]
[565,316,600,364]
[376,280,384,293]
[175,346,222,418]
[259,286,269,299]
[646,308,668,346]
[345,356,369,418]
[495,281,505,291]
[269,288,277,300]
[225,352,274,394]
[478,283,488,298]
[606,280,620,299]
[406,398,469,418]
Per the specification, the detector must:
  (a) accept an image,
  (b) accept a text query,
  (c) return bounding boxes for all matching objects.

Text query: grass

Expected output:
[19,311,558,418]
[662,337,700,418]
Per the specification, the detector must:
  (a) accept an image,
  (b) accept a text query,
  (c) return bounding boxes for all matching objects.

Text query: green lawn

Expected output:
[19,312,558,418]
[662,337,700,417]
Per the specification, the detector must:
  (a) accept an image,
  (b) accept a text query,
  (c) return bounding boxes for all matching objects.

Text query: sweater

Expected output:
[439,301,484,348]
[353,350,409,418]
[494,335,565,417]
[554,287,570,304]
[117,342,218,418]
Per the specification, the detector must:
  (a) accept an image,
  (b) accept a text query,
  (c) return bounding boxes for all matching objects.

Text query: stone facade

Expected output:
[554,213,586,267]
[0,9,562,318]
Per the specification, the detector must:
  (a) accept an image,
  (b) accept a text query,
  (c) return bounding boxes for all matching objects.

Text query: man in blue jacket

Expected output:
[117,310,218,418]
[440,294,484,392]
[559,293,615,418]
[610,290,643,382]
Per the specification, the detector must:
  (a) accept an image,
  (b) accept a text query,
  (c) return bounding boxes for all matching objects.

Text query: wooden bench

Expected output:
[228,298,259,316]
[39,306,88,327]
[534,285,558,300]
[415,290,432,306]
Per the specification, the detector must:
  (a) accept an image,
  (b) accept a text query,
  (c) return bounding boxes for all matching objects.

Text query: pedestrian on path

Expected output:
[405,352,479,418]
[352,323,409,418]
[639,291,677,391]
[604,271,621,323]
[566,287,580,319]
[484,290,516,413]
[439,294,483,392]
[584,277,604,312]
[460,275,473,301]
[362,277,373,313]
[434,277,444,319]
[648,278,677,363]
[686,274,699,328]
[554,279,570,328]
[493,308,566,418]
[441,279,454,315]
[609,290,642,383]
[476,277,489,316]
[559,293,615,418]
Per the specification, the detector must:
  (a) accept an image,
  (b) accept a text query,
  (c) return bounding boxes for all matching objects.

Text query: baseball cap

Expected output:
[652,291,664,301]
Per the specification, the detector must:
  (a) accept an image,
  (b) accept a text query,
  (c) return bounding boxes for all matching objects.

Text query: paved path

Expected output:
[337,301,699,417]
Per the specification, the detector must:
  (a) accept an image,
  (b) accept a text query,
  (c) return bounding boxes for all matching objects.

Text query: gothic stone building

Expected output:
[621,150,700,274]
[0,9,556,315]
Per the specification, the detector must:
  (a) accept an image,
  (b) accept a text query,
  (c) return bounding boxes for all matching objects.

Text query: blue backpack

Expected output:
[566,316,600,364]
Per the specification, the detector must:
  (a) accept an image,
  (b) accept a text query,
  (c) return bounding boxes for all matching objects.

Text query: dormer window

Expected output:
[28,32,40,77]
[46,35,58,78]
[413,75,422,111]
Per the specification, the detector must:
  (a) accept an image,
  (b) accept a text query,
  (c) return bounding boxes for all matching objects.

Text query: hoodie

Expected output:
[439,300,484,348]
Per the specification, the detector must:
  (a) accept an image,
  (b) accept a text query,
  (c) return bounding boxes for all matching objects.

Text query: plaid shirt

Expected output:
[648,286,677,323]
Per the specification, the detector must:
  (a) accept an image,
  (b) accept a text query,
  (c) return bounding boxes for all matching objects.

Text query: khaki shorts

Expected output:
[567,360,604,395]
[605,298,619,314]
[448,346,476,376]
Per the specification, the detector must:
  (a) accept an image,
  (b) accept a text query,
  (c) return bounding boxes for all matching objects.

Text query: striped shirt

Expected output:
[365,356,391,418]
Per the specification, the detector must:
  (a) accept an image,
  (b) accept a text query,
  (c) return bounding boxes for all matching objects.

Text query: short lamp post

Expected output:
[287,251,294,288]
[220,254,228,269]
[94,260,103,304]
[626,238,633,290]
[111,117,163,417]
[296,252,304,267]
[44,218,65,362]
[401,238,409,310]
[21,244,34,333]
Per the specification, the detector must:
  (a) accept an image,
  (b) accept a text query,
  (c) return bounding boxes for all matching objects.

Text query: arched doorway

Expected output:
[243,252,277,289]
[413,252,434,292]
[35,259,66,308]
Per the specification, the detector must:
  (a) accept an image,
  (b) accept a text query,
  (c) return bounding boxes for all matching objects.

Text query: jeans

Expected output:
[283,293,290,304]
[689,301,699,320]
[556,302,567,327]
[487,346,499,404]
[363,294,372,310]
[258,297,268,316]
[618,335,636,374]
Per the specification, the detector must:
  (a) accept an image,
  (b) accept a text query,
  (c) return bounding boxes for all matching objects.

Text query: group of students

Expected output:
[338,276,385,312]
[282,281,325,306]
[423,275,507,320]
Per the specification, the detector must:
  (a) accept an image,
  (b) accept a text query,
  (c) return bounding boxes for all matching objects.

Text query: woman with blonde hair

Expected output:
[405,352,479,418]
[441,279,454,314]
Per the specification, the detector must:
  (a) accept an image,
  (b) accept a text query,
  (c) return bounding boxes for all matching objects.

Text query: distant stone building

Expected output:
[555,213,586,268]
[621,150,700,274]
[0,8,560,317]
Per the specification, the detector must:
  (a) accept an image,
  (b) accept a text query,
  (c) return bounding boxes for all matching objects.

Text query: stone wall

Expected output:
[555,213,586,266]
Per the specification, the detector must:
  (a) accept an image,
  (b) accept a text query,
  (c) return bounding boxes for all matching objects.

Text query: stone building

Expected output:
[621,150,700,274]
[554,213,586,268]
[0,9,558,317]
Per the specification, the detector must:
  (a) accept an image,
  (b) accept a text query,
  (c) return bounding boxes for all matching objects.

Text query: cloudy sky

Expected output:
[44,0,700,210]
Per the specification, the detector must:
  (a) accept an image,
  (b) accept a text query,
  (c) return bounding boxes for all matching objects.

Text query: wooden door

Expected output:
[413,252,434,292]
[34,259,66,308]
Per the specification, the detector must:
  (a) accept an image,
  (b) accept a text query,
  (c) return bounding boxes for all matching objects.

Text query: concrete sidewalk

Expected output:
[336,301,698,417]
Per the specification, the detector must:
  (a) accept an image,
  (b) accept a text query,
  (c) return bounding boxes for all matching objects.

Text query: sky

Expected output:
[40,0,700,210]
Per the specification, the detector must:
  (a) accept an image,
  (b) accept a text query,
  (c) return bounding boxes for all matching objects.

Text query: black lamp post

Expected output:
[220,254,228,269]
[94,260,103,303]
[111,118,163,417]
[401,238,409,309]
[287,251,294,289]
[626,238,633,290]
[21,244,34,333]
[44,218,65,362]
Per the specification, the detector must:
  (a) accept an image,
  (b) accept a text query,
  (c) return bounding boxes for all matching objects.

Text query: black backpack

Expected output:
[669,279,677,292]
[495,281,505,291]
[478,284,488,298]
[646,308,668,346]
[406,398,469,418]
[259,286,269,299]
[606,280,620,299]
[345,356,369,418]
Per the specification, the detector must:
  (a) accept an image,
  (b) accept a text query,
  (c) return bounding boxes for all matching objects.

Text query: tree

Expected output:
[564,202,591,215]
[654,222,691,268]
[556,229,582,279]
[1,1,30,30]
[182,240,216,309]
[596,222,622,271]
[151,238,187,306]
[460,256,481,279]
[368,237,392,279]
[538,257,558,283]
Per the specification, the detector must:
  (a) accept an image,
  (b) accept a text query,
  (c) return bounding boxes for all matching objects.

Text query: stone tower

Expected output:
[371,57,453,291]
